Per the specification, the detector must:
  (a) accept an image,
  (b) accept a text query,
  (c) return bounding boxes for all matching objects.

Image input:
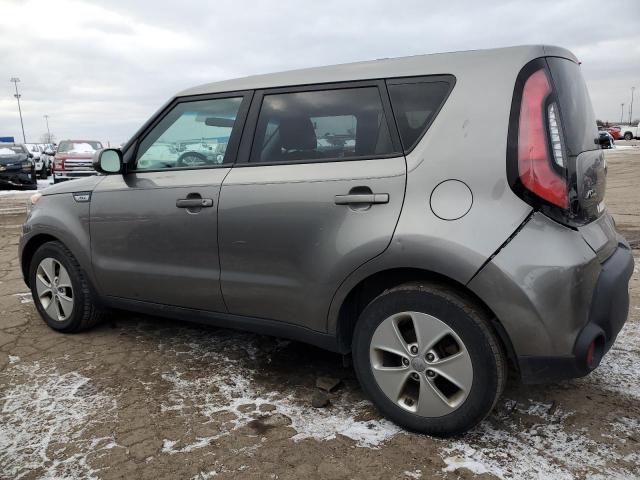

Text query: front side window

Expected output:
[136,97,243,171]
[387,79,453,152]
[251,87,395,164]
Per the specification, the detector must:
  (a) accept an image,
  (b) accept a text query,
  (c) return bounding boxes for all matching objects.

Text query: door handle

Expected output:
[176,198,214,208]
[334,193,389,205]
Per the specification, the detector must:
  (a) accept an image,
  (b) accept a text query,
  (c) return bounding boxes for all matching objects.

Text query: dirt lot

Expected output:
[1,143,639,480]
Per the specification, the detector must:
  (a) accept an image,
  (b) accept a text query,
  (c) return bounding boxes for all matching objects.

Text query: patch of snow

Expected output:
[8,355,20,364]
[68,143,96,153]
[12,292,33,304]
[0,361,120,479]
[439,399,640,479]
[157,331,401,453]
[0,148,16,155]
[403,469,423,478]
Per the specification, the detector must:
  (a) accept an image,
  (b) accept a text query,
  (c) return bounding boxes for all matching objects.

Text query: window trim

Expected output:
[126,90,253,174]
[385,74,456,155]
[235,80,403,167]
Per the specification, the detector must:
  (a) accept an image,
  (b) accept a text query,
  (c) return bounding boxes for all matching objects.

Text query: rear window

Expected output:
[387,77,454,153]
[250,87,396,164]
[546,57,598,156]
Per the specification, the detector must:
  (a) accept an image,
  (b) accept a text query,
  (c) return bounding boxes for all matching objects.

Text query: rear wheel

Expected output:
[352,282,506,437]
[29,241,106,332]
[624,132,633,141]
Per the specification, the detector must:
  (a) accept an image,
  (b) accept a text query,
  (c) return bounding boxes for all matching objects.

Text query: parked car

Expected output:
[618,124,639,140]
[606,126,623,140]
[24,143,49,179]
[52,140,103,183]
[19,45,633,437]
[40,144,56,175]
[598,130,615,149]
[0,143,37,189]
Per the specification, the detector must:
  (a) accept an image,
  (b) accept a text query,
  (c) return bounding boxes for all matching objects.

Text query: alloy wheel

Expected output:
[35,257,74,321]
[369,311,473,417]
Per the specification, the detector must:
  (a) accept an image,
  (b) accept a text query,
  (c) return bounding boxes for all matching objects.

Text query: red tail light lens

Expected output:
[517,69,568,209]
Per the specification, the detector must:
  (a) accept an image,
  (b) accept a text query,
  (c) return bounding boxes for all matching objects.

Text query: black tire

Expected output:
[352,281,506,437]
[624,132,633,141]
[29,241,106,332]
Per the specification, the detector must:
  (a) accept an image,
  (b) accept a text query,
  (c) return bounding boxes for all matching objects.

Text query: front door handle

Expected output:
[176,198,214,208]
[334,193,389,205]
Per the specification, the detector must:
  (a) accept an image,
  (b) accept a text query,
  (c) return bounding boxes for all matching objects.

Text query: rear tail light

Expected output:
[515,68,568,209]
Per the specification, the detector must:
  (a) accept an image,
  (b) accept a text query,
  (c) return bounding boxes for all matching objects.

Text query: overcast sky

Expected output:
[1,0,639,145]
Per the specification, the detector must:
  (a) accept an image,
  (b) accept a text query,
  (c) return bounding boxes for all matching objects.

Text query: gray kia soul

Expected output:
[19,45,634,436]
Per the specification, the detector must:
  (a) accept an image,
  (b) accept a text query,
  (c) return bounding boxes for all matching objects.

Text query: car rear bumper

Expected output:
[517,244,633,382]
[0,171,37,188]
[468,212,634,383]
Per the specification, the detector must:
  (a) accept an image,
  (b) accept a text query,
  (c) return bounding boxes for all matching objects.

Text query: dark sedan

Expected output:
[0,143,38,189]
[598,131,615,149]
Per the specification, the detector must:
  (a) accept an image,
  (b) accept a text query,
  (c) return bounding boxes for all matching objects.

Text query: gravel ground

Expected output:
[1,142,639,480]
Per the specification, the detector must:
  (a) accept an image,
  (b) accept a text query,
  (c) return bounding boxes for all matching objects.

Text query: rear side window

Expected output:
[546,57,598,156]
[251,87,396,164]
[387,77,454,153]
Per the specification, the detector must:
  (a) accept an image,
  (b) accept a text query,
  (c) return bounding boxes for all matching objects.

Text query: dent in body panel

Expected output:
[468,212,601,357]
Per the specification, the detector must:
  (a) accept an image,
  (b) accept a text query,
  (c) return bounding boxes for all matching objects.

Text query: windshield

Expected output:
[58,141,103,153]
[0,145,25,156]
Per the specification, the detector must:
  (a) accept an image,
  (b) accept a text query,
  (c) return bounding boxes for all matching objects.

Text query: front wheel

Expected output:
[624,132,633,141]
[352,282,506,437]
[29,241,106,332]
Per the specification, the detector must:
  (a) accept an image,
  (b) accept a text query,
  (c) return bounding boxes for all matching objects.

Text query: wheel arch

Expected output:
[21,233,61,287]
[332,267,519,371]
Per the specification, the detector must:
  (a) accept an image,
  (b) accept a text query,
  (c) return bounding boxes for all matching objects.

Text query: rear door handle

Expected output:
[176,198,214,208]
[334,193,389,205]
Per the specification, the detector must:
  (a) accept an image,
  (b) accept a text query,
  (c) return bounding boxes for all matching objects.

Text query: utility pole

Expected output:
[621,103,625,124]
[10,77,26,143]
[43,114,51,143]
[630,87,636,125]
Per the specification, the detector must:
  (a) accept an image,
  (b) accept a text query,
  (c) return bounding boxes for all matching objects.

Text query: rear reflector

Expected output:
[517,69,568,209]
[586,340,596,367]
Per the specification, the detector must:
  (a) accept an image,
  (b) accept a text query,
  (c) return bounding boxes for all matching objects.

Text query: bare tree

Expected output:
[40,132,56,144]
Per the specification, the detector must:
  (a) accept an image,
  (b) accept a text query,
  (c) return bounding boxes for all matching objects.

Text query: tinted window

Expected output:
[251,87,395,163]
[136,97,243,170]
[546,57,598,156]
[388,80,452,152]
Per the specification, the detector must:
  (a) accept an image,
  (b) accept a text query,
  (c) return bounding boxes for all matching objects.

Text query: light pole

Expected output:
[43,114,51,143]
[10,77,26,143]
[621,103,625,124]
[630,87,635,125]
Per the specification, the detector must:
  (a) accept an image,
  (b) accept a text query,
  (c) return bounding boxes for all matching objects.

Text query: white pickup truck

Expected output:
[618,124,639,140]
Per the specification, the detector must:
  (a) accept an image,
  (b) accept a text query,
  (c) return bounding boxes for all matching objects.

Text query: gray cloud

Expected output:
[1,0,639,145]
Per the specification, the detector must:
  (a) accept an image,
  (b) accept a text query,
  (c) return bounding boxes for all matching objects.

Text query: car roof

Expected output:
[179,44,577,97]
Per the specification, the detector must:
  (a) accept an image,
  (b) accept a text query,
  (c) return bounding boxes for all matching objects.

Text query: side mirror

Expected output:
[93,148,123,174]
